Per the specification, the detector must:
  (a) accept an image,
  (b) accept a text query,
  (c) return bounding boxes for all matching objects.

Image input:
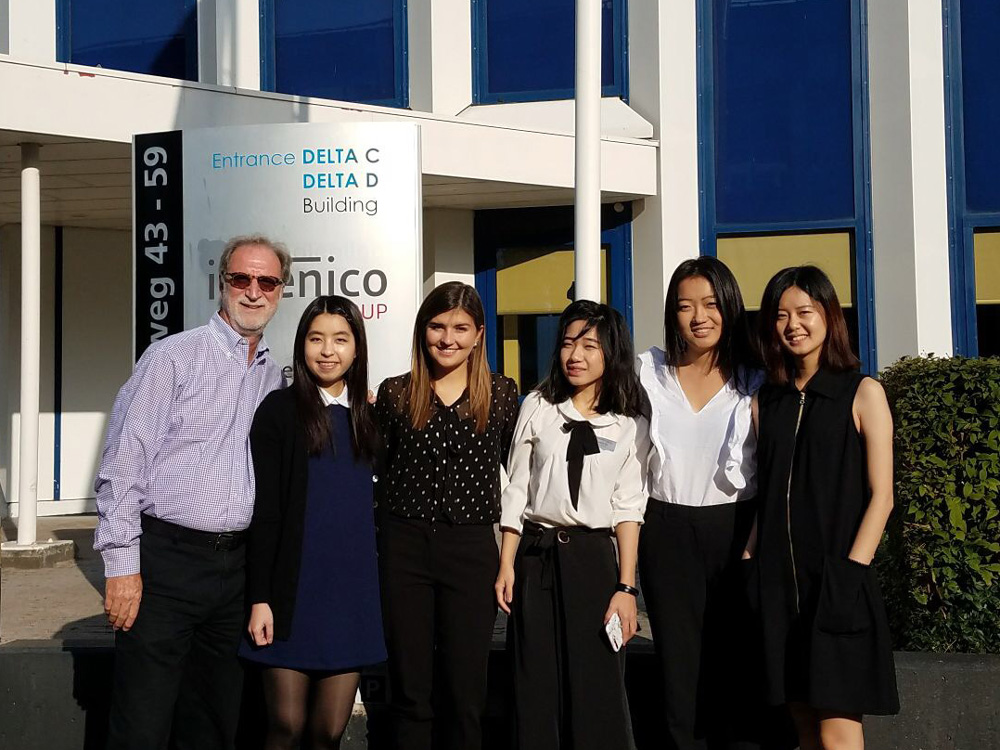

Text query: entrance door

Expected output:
[474,205,633,396]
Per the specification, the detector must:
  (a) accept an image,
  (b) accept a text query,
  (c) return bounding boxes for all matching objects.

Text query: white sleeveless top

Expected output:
[638,347,762,507]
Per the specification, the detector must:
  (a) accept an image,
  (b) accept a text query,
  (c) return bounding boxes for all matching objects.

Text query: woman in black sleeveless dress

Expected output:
[745,267,898,750]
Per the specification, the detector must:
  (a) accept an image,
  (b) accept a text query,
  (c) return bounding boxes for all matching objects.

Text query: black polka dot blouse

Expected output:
[374,372,519,524]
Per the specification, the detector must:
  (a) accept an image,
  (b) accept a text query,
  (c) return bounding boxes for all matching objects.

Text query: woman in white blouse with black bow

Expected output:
[637,257,764,750]
[495,300,648,750]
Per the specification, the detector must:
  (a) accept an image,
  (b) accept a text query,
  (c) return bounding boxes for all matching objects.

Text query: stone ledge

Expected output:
[1,540,76,569]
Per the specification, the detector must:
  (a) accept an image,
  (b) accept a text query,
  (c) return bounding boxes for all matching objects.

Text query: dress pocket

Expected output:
[815,556,872,635]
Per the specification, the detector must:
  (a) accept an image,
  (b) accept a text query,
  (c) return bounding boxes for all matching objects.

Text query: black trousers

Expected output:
[379,515,499,750]
[638,500,759,750]
[106,521,246,750]
[509,523,634,750]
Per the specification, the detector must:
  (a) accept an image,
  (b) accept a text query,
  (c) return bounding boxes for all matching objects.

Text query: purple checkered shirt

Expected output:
[94,313,284,577]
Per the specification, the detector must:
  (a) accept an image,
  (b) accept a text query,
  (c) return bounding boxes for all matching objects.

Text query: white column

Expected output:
[421,208,475,293]
[867,0,954,365]
[8,0,57,62]
[408,0,473,115]
[574,0,602,302]
[17,142,40,546]
[0,0,10,56]
[626,0,700,351]
[206,0,261,88]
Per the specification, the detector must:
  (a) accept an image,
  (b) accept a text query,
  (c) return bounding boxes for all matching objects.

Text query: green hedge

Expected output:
[878,356,1000,653]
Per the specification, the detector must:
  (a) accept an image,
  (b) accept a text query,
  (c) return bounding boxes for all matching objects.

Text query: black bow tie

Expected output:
[562,420,600,510]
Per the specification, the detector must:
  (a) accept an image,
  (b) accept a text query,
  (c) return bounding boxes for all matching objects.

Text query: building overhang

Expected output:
[0,59,658,229]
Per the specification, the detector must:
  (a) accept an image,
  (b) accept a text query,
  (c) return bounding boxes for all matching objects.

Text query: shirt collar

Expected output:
[209,311,271,360]
[433,387,469,409]
[801,367,854,399]
[555,398,620,428]
[318,385,351,408]
[639,346,736,403]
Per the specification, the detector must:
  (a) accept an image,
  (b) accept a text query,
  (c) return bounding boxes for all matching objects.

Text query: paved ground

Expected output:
[1,515,650,647]
[1,515,111,644]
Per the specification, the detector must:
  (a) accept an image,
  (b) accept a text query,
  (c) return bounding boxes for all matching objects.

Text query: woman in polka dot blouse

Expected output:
[374,281,518,750]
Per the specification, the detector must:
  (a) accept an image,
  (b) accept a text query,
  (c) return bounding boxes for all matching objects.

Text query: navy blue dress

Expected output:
[241,404,387,672]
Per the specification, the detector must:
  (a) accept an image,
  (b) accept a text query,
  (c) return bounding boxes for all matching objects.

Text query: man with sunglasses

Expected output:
[94,235,290,750]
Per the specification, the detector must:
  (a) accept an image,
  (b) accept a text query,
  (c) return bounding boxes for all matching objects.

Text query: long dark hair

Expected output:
[662,256,759,394]
[291,296,378,461]
[757,265,860,385]
[538,300,643,417]
[405,281,492,433]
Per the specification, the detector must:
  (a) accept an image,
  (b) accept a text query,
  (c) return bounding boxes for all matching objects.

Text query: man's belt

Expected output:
[141,513,247,551]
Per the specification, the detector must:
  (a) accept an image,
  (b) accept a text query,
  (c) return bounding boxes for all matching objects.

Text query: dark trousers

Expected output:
[638,500,759,750]
[106,521,246,750]
[509,524,634,750]
[379,515,499,750]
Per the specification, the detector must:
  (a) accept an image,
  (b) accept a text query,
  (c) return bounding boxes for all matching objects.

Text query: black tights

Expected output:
[261,667,360,750]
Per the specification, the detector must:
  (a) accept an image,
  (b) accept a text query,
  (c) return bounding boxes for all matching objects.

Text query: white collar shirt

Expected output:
[638,347,762,507]
[500,391,649,532]
[318,385,351,408]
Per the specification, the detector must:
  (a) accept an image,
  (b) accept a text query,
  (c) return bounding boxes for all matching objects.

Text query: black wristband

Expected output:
[615,583,639,597]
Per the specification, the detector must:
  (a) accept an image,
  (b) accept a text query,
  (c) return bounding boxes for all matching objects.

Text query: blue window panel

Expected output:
[266,0,406,107]
[58,0,197,80]
[474,0,626,103]
[960,1,1000,214]
[713,0,855,225]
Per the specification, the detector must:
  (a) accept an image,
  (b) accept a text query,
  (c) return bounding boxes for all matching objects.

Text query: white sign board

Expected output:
[133,122,422,386]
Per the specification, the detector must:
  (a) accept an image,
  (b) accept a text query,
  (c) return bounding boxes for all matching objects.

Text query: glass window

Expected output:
[713,0,855,225]
[974,230,1000,356]
[475,205,632,396]
[496,246,609,393]
[59,0,197,80]
[717,231,860,355]
[702,0,872,368]
[960,1,1000,214]
[946,0,1000,355]
[263,0,406,107]
[474,0,626,103]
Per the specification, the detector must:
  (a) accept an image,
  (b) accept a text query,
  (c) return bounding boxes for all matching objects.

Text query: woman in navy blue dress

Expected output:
[242,296,386,749]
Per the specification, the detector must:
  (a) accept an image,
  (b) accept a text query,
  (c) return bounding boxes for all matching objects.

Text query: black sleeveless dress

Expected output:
[752,368,899,715]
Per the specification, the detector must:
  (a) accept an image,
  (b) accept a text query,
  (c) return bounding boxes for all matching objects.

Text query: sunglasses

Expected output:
[223,272,284,293]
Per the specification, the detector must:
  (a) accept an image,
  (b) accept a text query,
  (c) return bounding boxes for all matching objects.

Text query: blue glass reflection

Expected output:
[483,0,619,101]
[274,0,401,105]
[713,0,855,224]
[960,0,1000,214]
[66,0,195,80]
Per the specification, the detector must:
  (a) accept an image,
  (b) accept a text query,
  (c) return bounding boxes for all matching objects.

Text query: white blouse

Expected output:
[500,391,649,533]
[638,347,762,508]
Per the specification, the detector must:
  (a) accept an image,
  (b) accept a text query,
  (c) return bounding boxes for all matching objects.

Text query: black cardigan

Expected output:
[245,386,377,641]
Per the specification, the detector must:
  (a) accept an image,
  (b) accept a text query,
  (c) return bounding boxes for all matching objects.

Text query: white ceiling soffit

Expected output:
[458,98,655,140]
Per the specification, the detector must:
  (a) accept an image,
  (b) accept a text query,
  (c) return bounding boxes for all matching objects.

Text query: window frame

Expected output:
[258,0,409,108]
[471,0,629,104]
[696,0,877,372]
[56,0,199,80]
[943,0,1000,356]
[473,204,634,373]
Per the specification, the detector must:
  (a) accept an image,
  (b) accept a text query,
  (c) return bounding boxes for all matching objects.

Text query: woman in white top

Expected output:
[495,300,648,750]
[637,257,763,750]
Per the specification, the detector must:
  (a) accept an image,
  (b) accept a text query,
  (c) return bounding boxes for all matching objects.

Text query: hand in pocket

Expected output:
[816,556,871,635]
